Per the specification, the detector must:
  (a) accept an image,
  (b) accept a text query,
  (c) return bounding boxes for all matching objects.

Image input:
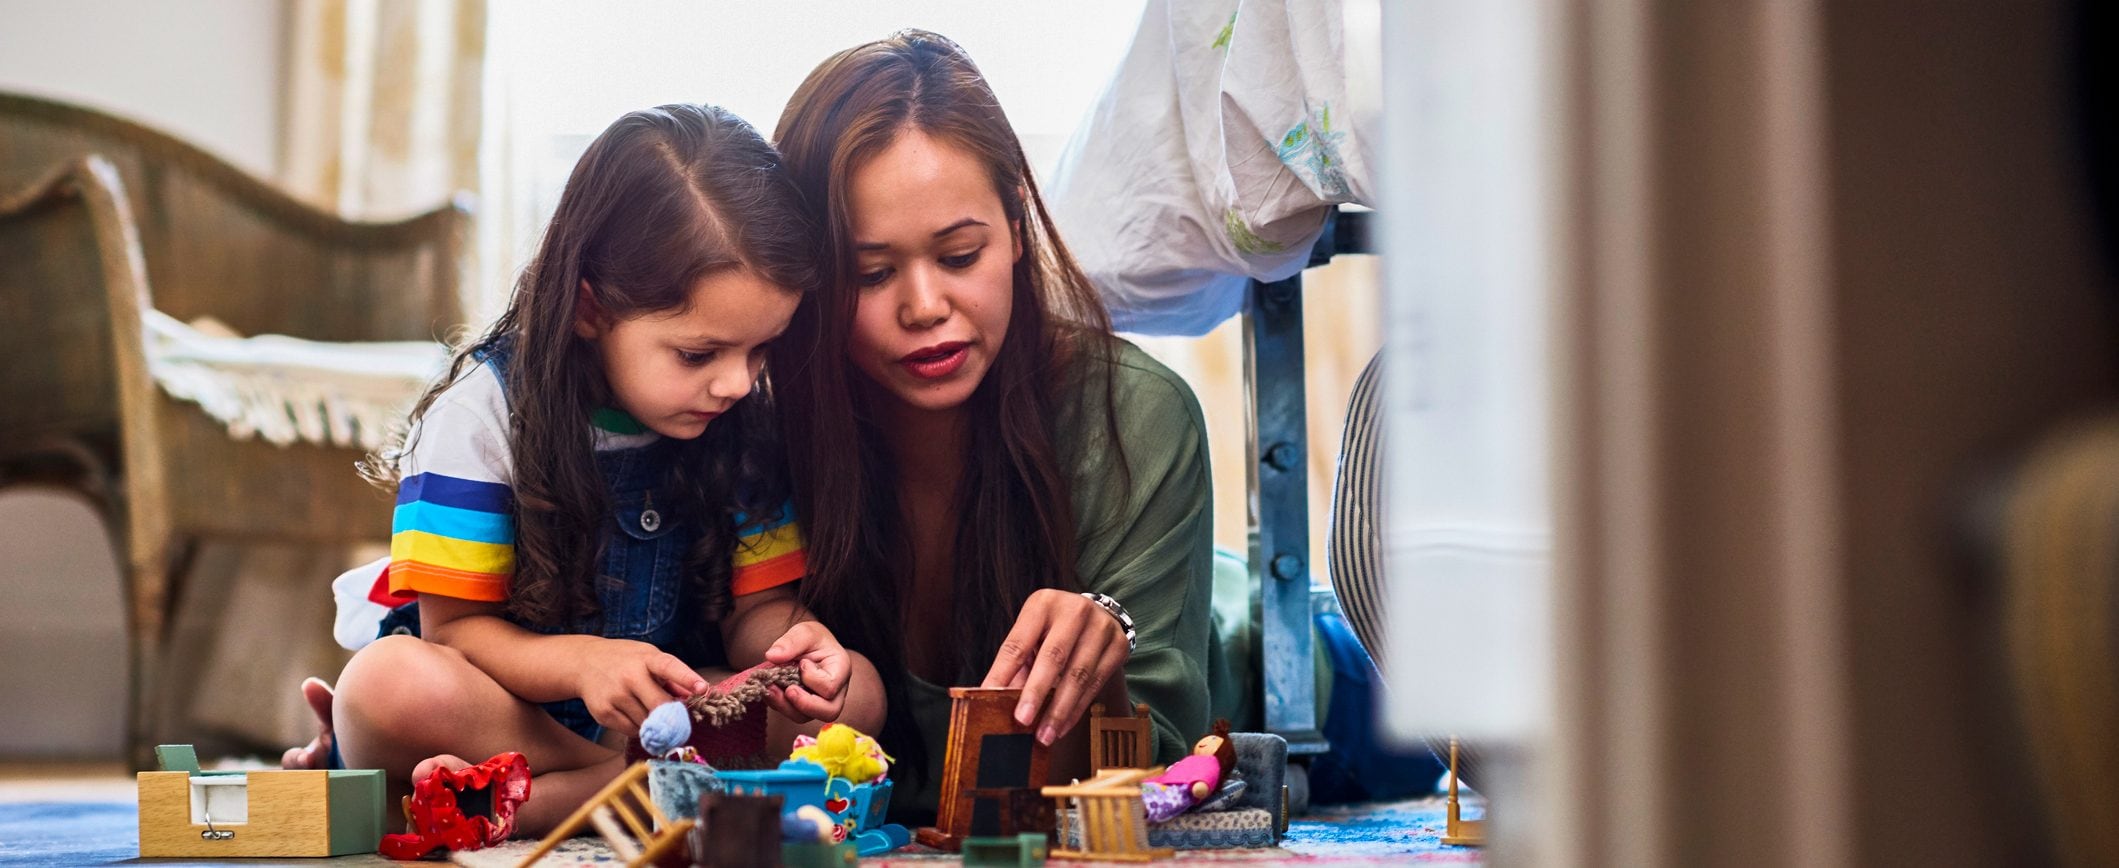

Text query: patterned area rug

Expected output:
[0,796,1482,865]
[454,797,1483,866]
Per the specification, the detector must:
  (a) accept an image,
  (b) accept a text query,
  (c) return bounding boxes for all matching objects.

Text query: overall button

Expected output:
[640,509,662,533]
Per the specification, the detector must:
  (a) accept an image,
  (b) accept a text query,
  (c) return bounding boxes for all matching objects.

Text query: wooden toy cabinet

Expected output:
[136,745,384,858]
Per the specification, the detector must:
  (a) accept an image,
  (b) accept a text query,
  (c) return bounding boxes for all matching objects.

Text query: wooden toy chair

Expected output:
[1043,768,1173,862]
[520,762,693,868]
[1088,702,1153,772]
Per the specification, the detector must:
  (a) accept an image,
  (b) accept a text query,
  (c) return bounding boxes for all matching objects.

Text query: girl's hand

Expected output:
[763,621,852,724]
[980,588,1131,746]
[577,638,707,737]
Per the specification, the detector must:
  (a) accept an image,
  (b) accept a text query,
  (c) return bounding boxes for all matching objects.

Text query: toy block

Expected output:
[962,832,1049,867]
[136,745,383,858]
[780,840,857,868]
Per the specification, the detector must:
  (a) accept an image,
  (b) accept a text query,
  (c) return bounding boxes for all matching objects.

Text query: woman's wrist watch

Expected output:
[1081,592,1137,652]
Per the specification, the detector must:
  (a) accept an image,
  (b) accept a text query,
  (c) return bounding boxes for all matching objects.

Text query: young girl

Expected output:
[771,32,1217,816]
[299,103,883,837]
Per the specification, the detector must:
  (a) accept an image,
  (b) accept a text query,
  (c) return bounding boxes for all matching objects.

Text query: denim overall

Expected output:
[375,340,720,744]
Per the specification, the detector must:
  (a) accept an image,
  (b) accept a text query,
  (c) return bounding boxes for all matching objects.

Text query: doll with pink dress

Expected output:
[1140,720,1237,822]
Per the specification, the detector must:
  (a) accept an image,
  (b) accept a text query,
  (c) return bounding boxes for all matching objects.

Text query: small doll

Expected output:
[1141,720,1235,823]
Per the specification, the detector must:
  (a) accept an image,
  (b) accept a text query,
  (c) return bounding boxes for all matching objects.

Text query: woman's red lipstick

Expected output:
[900,341,970,380]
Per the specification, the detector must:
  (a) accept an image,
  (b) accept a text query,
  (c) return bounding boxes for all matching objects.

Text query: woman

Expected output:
[771,29,1218,815]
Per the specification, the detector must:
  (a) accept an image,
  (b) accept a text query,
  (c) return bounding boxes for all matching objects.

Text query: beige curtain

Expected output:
[280,0,486,220]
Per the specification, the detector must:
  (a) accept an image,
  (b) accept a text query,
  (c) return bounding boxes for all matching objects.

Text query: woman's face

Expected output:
[842,129,1019,415]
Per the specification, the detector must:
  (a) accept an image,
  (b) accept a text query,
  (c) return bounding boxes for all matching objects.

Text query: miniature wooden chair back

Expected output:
[1088,703,1153,772]
[519,763,693,868]
[1042,768,1174,862]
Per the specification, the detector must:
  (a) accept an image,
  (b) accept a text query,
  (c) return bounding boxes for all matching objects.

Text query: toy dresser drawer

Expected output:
[137,769,384,858]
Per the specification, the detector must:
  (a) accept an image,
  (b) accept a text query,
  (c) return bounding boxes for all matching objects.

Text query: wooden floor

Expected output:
[0,761,397,866]
[0,761,133,803]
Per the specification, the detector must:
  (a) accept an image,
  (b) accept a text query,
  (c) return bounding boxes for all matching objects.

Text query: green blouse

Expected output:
[899,338,1218,812]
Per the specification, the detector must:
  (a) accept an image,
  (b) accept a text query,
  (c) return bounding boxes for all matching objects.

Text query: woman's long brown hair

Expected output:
[771,30,1129,792]
[365,104,816,635]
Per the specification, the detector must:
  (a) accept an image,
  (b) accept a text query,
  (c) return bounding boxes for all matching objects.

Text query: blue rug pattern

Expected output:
[0,802,136,866]
[0,797,1481,865]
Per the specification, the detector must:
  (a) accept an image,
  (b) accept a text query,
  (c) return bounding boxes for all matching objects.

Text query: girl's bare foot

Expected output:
[410,753,472,782]
[279,677,337,769]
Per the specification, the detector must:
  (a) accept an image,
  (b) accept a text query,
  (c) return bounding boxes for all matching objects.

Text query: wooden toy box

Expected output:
[137,745,384,858]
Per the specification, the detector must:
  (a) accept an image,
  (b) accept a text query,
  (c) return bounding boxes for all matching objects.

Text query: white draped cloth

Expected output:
[143,310,448,450]
[1049,0,1378,336]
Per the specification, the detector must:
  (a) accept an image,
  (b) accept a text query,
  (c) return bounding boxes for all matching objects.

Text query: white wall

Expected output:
[0,0,288,178]
[0,0,288,759]
[0,492,128,759]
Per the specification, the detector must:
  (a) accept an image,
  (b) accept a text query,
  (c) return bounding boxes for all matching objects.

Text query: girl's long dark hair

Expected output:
[771,30,1129,792]
[365,103,816,633]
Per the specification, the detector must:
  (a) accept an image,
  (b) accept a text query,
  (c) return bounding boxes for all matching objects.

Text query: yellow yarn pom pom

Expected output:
[789,723,893,783]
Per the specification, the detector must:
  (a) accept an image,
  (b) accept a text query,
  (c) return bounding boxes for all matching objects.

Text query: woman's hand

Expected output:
[763,620,852,724]
[576,638,706,737]
[980,588,1131,746]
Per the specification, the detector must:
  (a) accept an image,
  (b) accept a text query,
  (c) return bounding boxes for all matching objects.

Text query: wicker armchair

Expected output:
[0,92,469,766]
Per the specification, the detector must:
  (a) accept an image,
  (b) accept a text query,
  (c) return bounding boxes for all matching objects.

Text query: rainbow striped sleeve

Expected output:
[731,500,806,596]
[388,472,515,602]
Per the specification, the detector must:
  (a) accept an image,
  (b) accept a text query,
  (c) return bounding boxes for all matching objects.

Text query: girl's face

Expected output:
[576,268,798,440]
[843,129,1020,415]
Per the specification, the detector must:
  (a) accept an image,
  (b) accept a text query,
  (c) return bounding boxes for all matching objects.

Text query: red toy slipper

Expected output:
[378,751,532,860]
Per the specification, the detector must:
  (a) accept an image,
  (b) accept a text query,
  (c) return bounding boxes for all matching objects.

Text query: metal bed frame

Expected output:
[1242,207,1372,760]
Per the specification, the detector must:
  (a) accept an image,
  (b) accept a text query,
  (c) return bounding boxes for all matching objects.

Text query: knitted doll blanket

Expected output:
[628,663,801,770]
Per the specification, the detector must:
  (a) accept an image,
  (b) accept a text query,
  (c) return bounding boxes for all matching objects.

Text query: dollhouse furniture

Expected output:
[717,757,908,856]
[1440,737,1485,847]
[687,791,784,868]
[1088,702,1153,773]
[1064,728,1283,851]
[1041,768,1172,862]
[0,91,468,768]
[915,687,1052,851]
[136,744,384,858]
[523,761,694,868]
[1228,731,1290,834]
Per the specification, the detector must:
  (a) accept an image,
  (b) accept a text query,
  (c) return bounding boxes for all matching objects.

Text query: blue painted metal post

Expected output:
[1245,270,1330,757]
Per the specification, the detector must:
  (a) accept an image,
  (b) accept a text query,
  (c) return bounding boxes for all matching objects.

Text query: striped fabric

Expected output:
[1328,352,1388,669]
[369,362,806,607]
[388,471,515,602]
[1327,351,1482,784]
[379,365,518,604]
[731,502,806,596]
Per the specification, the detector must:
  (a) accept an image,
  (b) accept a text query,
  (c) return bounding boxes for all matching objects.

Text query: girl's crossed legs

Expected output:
[334,635,627,837]
[332,635,756,838]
